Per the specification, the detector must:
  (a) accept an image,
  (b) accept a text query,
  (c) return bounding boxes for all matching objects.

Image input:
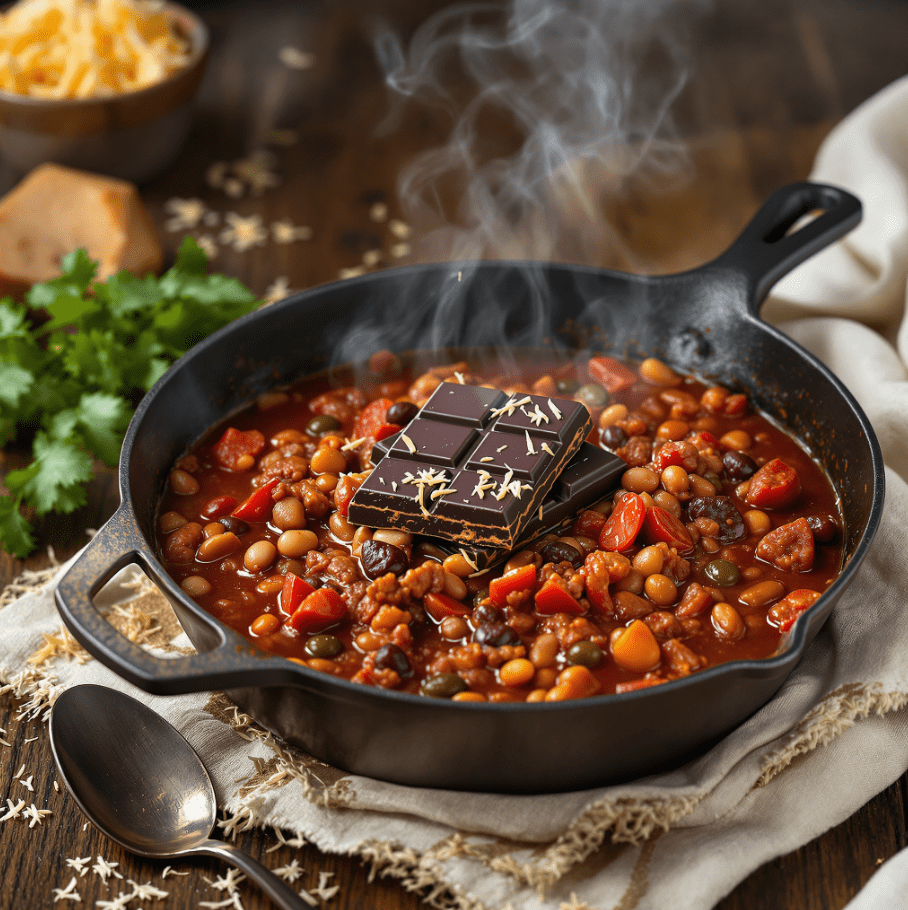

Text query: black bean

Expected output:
[385,401,419,426]
[301,573,322,589]
[601,424,628,450]
[360,539,409,579]
[723,450,757,482]
[806,514,839,542]
[420,673,468,698]
[374,643,412,677]
[473,621,520,647]
[472,603,503,625]
[305,634,342,658]
[576,382,610,409]
[472,590,490,609]
[704,558,740,586]
[276,558,306,576]
[218,516,249,536]
[687,496,746,543]
[307,414,341,437]
[555,377,580,395]
[566,641,602,668]
[540,541,583,567]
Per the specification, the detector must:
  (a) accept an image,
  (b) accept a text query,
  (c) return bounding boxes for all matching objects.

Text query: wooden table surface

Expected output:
[1,0,907,907]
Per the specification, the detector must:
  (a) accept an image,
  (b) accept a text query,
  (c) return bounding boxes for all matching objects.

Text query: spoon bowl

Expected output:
[50,684,306,909]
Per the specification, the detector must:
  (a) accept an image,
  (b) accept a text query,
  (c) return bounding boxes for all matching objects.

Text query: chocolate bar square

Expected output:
[348,382,593,547]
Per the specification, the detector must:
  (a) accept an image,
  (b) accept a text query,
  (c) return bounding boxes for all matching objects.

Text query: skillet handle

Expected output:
[712,181,861,312]
[55,507,299,695]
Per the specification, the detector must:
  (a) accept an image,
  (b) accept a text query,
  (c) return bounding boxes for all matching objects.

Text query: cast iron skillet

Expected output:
[55,182,885,793]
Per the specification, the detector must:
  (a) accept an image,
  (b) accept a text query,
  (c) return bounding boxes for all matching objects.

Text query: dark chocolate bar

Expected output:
[347,382,593,547]
[377,432,627,572]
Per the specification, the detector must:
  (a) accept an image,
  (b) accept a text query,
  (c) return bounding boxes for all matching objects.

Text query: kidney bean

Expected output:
[733,583,784,615]
[168,468,199,495]
[385,400,419,425]
[360,539,409,579]
[473,621,520,647]
[374,643,412,677]
[540,540,583,567]
[711,602,745,640]
[722,450,758,482]
[601,424,628,450]
[687,496,746,543]
[196,531,241,562]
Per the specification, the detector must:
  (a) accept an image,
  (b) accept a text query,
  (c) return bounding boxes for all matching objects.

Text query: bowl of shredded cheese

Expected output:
[0,0,208,182]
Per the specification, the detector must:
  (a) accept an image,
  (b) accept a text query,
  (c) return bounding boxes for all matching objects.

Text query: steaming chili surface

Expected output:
[156,350,843,702]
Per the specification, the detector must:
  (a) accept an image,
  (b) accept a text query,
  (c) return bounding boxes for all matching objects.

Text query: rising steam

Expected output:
[331,0,705,371]
[374,0,704,267]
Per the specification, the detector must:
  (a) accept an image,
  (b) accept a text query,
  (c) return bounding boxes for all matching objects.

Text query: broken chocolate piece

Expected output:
[402,438,626,572]
[348,382,593,547]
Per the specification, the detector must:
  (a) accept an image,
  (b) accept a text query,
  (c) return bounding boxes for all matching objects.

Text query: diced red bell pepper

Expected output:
[767,589,821,632]
[201,495,239,520]
[599,493,646,552]
[374,422,402,442]
[746,458,801,509]
[571,509,607,540]
[534,578,585,615]
[688,430,721,452]
[353,398,393,440]
[643,506,694,554]
[424,591,471,622]
[213,427,265,470]
[286,587,347,634]
[231,477,281,522]
[334,473,363,518]
[280,572,316,616]
[584,572,613,614]
[588,356,637,393]
[488,563,537,608]
[723,393,748,417]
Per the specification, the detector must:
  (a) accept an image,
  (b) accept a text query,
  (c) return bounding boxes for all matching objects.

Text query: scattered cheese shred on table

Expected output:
[0,0,191,99]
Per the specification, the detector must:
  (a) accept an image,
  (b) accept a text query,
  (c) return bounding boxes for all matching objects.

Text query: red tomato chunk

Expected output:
[155,351,844,702]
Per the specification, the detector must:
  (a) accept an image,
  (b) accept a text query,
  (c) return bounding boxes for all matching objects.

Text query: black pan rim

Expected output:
[116,256,886,711]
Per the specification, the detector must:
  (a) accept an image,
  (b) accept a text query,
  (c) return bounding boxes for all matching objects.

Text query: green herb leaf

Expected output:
[5,432,94,515]
[1,241,260,557]
[0,495,35,559]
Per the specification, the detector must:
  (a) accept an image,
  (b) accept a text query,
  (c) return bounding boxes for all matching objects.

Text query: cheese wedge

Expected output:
[0,162,163,296]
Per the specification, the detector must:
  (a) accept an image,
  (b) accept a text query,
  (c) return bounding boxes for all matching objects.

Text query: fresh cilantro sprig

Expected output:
[0,237,260,557]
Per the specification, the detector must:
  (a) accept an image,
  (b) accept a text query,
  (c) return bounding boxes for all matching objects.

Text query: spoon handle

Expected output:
[194,839,310,910]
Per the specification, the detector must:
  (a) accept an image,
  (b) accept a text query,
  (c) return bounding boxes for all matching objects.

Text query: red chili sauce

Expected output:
[155,350,843,703]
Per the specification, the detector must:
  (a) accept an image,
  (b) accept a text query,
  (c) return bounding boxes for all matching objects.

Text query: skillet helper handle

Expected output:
[714,181,862,311]
[55,507,296,695]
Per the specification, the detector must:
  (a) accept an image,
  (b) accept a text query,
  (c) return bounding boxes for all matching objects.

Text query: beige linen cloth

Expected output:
[6,77,908,910]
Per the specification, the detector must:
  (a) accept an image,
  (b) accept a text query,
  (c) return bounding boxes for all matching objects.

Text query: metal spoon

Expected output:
[49,684,307,910]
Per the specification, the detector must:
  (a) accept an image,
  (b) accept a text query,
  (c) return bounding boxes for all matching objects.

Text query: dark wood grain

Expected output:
[2,0,908,907]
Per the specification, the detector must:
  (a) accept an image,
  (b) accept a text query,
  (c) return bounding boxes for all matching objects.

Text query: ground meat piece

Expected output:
[560,617,608,649]
[645,610,684,639]
[538,561,585,600]
[162,522,204,564]
[291,480,332,518]
[613,590,652,622]
[449,643,487,671]
[661,639,706,676]
[617,435,653,467]
[351,661,401,689]
[675,582,712,618]
[310,387,368,428]
[355,561,445,624]
[305,550,331,575]
[255,455,309,484]
[482,643,527,669]
[324,552,361,586]
[660,548,691,584]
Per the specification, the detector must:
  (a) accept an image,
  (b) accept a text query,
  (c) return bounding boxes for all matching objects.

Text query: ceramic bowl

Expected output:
[0,2,208,183]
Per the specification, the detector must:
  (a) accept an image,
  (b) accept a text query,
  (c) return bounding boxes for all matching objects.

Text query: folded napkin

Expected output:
[6,76,908,910]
